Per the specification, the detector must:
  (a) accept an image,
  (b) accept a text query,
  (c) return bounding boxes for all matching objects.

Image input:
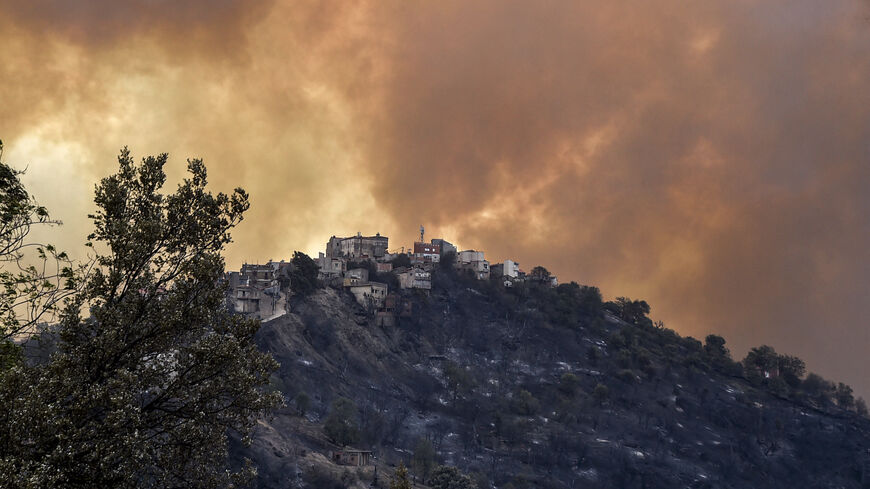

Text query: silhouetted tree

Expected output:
[777,354,806,388]
[0,150,281,487]
[704,335,729,358]
[289,250,319,295]
[612,297,651,326]
[802,372,834,403]
[856,397,868,417]
[530,266,551,283]
[835,383,854,409]
[391,253,412,269]
[743,345,779,384]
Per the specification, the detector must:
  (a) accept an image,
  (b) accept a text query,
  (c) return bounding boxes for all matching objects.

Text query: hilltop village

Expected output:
[225,230,557,322]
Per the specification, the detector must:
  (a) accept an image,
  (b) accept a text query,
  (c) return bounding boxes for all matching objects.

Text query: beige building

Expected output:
[456,250,490,280]
[317,252,346,280]
[326,232,389,260]
[343,268,370,286]
[226,263,284,319]
[329,449,373,466]
[397,267,432,290]
[349,282,388,309]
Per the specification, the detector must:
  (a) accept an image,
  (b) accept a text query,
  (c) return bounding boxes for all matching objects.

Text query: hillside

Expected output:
[232,266,870,489]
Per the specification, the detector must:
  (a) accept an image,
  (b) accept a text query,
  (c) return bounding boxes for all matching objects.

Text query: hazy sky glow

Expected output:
[2,1,870,395]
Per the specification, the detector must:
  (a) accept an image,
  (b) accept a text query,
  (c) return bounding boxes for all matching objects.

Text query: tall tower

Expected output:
[420,225,425,243]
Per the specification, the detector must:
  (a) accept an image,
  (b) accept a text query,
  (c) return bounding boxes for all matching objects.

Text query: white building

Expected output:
[503,259,520,278]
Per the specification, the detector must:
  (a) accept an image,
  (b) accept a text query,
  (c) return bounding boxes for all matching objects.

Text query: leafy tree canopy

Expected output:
[0,149,281,488]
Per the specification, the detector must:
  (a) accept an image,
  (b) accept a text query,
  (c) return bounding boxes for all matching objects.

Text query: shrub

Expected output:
[512,389,541,415]
[558,373,580,397]
[593,383,609,405]
[324,397,360,446]
[617,369,636,384]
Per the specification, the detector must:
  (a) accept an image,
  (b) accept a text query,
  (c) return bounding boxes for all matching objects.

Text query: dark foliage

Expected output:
[289,251,320,295]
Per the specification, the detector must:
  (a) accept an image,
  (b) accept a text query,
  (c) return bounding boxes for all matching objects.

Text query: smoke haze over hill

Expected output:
[1,0,869,397]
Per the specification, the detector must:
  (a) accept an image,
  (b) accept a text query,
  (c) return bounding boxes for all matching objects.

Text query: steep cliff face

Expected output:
[234,271,870,489]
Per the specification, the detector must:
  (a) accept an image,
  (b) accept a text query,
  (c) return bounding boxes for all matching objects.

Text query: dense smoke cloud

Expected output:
[1,1,869,396]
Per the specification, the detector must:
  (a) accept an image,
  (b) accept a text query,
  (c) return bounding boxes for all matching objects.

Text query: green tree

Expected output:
[0,150,281,488]
[390,253,412,269]
[743,345,778,384]
[777,354,806,388]
[444,361,474,402]
[704,335,729,358]
[530,265,551,283]
[558,373,580,397]
[412,438,438,481]
[389,462,412,489]
[593,383,609,405]
[512,389,540,415]
[324,396,360,446]
[294,391,311,416]
[611,297,651,326]
[0,147,78,368]
[835,383,855,409]
[288,250,320,295]
[802,372,834,403]
[856,397,868,417]
[429,465,475,489]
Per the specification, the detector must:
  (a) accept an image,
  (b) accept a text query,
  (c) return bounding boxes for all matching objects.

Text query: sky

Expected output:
[1,1,869,396]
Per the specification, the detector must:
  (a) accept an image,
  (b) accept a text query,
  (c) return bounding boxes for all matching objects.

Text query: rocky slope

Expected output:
[233,268,870,488]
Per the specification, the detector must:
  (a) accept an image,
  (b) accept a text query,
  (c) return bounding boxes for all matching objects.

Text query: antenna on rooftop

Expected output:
[420,225,425,243]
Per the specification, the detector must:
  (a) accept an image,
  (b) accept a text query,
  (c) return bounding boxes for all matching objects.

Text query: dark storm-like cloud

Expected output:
[351,1,870,395]
[1,0,869,397]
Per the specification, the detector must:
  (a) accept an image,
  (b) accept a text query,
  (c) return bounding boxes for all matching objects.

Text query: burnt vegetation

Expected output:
[241,258,870,489]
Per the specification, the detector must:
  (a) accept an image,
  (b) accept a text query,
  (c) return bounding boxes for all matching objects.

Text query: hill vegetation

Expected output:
[237,258,870,488]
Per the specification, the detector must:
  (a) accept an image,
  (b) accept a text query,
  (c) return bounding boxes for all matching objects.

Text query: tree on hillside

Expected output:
[802,372,834,403]
[611,297,651,326]
[288,250,320,295]
[389,462,412,489]
[444,361,474,402]
[835,383,855,409]
[856,398,868,417]
[743,345,779,384]
[324,396,360,446]
[0,149,281,488]
[412,438,438,482]
[704,335,729,359]
[429,465,475,489]
[529,266,551,283]
[593,383,609,406]
[438,250,455,271]
[777,354,806,388]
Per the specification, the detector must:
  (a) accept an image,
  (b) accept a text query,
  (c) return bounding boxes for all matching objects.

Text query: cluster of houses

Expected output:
[226,230,556,321]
